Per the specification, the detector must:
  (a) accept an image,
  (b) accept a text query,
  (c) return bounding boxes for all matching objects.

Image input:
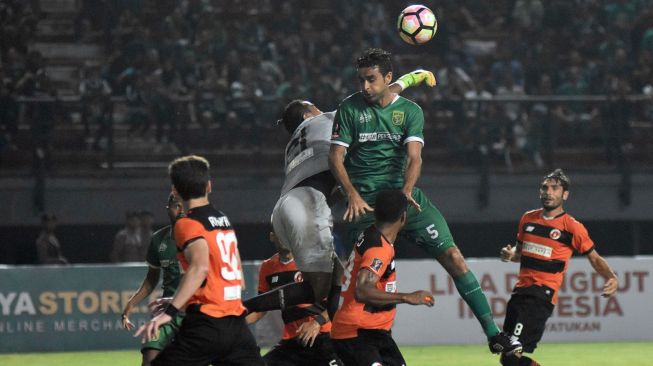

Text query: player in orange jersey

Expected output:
[135,155,263,366]
[498,169,618,366]
[331,189,434,366]
[246,229,343,366]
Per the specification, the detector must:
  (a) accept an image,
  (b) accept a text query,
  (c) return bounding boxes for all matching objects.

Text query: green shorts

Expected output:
[141,312,184,352]
[344,187,455,258]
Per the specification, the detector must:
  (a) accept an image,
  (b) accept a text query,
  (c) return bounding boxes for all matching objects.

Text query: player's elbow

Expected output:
[354,286,371,304]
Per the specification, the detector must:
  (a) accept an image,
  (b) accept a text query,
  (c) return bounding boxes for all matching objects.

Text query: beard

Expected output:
[541,197,562,211]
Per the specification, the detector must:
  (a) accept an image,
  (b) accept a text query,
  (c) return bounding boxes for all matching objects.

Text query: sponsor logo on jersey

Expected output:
[271,275,279,284]
[285,147,314,174]
[370,258,383,272]
[392,110,405,126]
[359,132,402,142]
[549,228,561,240]
[525,225,535,232]
[359,110,372,124]
[522,241,553,258]
[385,281,397,293]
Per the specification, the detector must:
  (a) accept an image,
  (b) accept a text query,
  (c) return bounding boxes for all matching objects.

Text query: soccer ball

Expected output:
[397,5,437,45]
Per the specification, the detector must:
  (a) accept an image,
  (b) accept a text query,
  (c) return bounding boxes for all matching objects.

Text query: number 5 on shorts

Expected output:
[426,224,439,239]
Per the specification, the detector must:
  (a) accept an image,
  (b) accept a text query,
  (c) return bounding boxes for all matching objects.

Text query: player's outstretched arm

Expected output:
[135,239,209,342]
[403,142,423,212]
[355,269,434,307]
[391,69,437,93]
[586,250,618,297]
[122,267,161,330]
[329,144,373,221]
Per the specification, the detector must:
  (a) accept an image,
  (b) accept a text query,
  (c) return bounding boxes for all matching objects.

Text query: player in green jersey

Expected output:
[121,193,184,366]
[328,48,522,355]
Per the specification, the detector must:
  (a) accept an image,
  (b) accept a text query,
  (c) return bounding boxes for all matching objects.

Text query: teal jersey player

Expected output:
[145,225,181,297]
[332,92,425,201]
[329,48,522,356]
[121,194,185,366]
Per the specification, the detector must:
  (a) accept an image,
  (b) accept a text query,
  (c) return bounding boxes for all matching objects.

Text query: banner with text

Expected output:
[392,257,653,345]
[1,258,651,352]
[0,264,259,353]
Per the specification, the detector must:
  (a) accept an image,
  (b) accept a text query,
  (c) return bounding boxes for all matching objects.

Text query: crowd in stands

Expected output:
[1,0,652,170]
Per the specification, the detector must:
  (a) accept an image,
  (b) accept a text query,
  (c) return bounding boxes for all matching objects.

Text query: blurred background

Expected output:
[1,0,653,265]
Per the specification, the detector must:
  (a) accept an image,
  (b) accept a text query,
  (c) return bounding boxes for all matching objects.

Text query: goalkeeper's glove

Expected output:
[396,69,437,91]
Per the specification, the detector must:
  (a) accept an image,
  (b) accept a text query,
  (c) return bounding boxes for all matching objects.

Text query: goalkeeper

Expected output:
[243,69,435,319]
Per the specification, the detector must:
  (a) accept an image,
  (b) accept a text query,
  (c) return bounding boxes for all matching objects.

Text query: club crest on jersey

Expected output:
[549,229,562,240]
[392,110,405,126]
[294,271,304,283]
[370,258,383,272]
[158,242,167,253]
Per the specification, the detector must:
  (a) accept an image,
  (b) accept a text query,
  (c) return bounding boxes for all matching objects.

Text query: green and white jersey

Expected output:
[145,225,181,297]
[331,92,425,201]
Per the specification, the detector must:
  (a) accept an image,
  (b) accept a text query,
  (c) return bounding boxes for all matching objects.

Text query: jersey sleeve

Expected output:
[404,104,425,145]
[359,246,392,277]
[174,218,206,251]
[257,261,271,294]
[516,214,527,244]
[332,103,354,147]
[145,237,160,267]
[571,220,595,255]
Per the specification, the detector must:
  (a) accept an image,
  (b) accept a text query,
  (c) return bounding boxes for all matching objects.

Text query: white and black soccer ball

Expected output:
[397,5,438,45]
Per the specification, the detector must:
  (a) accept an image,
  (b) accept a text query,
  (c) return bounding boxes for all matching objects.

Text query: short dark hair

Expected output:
[544,168,570,191]
[374,190,408,223]
[279,100,310,133]
[356,48,393,76]
[168,155,211,200]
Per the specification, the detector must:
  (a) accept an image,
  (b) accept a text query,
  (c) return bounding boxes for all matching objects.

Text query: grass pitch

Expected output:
[1,342,651,365]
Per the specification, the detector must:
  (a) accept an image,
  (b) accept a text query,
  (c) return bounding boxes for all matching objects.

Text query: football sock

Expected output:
[243,281,315,312]
[453,270,501,337]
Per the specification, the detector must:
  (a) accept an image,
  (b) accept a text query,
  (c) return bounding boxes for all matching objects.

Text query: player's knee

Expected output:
[438,247,468,276]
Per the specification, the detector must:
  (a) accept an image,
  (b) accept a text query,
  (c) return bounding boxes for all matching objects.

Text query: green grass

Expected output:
[1,342,652,365]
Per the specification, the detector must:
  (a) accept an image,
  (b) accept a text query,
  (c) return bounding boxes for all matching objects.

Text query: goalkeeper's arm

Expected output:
[390,69,437,93]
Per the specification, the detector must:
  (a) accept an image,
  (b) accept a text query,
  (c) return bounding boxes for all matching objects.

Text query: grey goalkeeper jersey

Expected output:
[280,111,335,195]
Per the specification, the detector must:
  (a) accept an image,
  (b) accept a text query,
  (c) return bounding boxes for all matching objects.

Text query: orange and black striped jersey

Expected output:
[331,226,397,340]
[515,209,595,304]
[174,204,246,318]
[258,254,331,339]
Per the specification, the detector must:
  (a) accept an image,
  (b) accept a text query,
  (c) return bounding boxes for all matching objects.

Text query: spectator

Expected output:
[110,210,144,262]
[79,64,112,150]
[35,213,69,265]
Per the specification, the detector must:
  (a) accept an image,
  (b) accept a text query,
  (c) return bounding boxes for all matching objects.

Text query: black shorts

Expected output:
[503,289,555,353]
[152,309,264,366]
[263,333,343,366]
[332,329,405,366]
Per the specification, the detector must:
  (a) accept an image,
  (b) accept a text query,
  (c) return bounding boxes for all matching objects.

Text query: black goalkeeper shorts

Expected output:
[263,333,343,366]
[332,329,405,366]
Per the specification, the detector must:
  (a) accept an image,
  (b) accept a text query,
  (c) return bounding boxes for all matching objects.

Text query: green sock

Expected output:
[453,270,500,338]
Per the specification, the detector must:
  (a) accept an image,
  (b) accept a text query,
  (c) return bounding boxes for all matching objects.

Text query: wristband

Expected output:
[314,314,327,326]
[164,304,179,318]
